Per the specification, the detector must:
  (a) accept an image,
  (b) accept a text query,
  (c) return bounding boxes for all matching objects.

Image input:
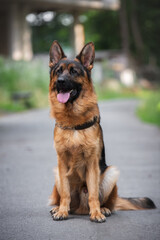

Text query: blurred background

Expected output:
[0,0,160,126]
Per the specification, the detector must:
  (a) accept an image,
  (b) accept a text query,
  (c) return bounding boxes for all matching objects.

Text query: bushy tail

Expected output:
[114,197,156,211]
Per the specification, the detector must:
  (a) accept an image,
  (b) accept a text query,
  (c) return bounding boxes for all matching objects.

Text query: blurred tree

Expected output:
[30,1,160,67]
[84,0,160,67]
[83,10,121,50]
[119,0,130,54]
[31,13,72,53]
[130,0,144,59]
[126,0,160,65]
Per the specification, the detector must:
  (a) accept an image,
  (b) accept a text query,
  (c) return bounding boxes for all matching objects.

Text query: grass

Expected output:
[136,91,160,126]
[0,56,49,113]
[96,84,160,126]
[95,86,138,100]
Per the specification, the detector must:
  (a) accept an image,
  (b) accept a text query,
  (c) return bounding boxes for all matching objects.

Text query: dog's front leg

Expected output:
[52,154,70,220]
[86,157,106,223]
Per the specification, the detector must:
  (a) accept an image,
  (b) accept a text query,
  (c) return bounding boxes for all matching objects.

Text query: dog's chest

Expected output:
[54,127,100,182]
[54,127,99,154]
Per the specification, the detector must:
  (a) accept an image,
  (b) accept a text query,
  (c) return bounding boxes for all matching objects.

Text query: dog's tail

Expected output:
[114,197,156,211]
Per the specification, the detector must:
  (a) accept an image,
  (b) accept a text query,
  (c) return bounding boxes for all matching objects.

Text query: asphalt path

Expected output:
[0,99,160,240]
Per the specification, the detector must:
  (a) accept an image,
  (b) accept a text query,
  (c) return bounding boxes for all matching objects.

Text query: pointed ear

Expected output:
[49,40,66,67]
[76,42,95,70]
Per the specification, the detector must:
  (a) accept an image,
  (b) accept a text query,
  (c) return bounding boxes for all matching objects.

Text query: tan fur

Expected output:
[49,72,99,127]
[114,198,141,211]
[49,78,118,221]
[50,165,119,217]
[49,41,155,222]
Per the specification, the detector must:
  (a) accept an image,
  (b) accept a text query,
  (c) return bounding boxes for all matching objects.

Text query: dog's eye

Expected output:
[70,67,78,75]
[57,67,63,75]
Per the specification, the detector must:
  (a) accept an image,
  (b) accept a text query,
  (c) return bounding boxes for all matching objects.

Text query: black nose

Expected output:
[57,77,65,85]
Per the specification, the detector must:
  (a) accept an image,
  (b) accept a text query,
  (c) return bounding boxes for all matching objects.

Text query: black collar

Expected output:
[55,116,100,130]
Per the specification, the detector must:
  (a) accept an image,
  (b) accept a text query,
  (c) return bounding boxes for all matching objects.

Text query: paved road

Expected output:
[0,100,160,240]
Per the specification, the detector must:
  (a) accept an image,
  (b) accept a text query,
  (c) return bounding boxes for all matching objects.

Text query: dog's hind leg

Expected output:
[100,166,119,215]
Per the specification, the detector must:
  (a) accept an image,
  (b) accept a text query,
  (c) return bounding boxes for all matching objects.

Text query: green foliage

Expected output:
[83,10,121,50]
[31,10,121,52]
[32,13,72,53]
[30,2,160,67]
[96,83,160,127]
[95,86,137,100]
[137,91,160,126]
[137,0,160,65]
[0,57,49,112]
[126,0,160,65]
[0,102,26,112]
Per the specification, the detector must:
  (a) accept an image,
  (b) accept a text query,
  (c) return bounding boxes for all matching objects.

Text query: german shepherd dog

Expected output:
[49,41,156,222]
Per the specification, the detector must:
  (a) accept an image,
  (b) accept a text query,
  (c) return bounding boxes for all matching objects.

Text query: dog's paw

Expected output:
[51,210,68,221]
[100,207,111,217]
[90,211,106,223]
[50,206,59,215]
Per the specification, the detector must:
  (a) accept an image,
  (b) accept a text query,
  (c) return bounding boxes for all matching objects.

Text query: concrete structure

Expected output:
[0,0,119,60]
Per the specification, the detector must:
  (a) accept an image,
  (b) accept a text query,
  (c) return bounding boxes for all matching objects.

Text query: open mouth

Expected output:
[57,89,77,103]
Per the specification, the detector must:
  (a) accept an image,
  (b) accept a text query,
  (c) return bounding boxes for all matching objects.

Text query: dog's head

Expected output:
[49,41,95,104]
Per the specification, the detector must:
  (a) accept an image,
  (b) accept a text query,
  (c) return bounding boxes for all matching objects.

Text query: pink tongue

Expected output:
[57,92,70,103]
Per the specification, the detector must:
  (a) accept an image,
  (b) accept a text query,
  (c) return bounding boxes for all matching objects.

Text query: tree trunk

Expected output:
[130,0,144,62]
[119,0,130,54]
